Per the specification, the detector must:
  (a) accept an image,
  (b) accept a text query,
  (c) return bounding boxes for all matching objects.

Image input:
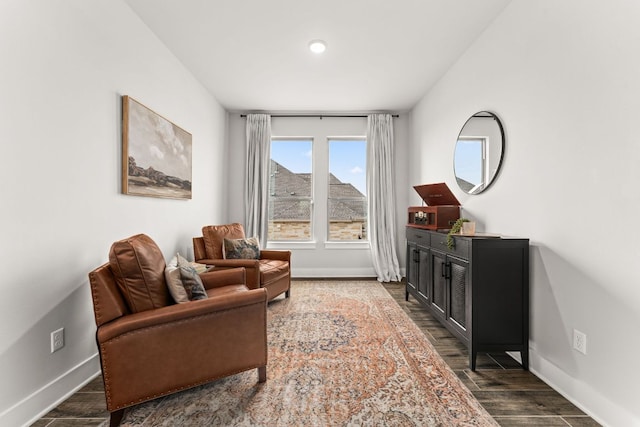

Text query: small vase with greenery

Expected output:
[447,218,469,250]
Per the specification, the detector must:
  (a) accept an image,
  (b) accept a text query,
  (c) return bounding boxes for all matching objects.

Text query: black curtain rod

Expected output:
[240,114,399,118]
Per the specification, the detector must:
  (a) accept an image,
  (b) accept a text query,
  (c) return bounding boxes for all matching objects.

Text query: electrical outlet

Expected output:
[51,328,64,353]
[573,329,587,355]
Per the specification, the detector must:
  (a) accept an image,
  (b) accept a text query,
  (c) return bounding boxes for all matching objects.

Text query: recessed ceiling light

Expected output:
[309,40,327,54]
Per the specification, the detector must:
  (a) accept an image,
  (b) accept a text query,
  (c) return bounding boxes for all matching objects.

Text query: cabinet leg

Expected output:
[470,351,477,371]
[405,290,409,301]
[521,349,529,370]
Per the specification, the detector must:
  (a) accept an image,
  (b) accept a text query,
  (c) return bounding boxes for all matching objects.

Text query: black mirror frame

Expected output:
[453,111,505,195]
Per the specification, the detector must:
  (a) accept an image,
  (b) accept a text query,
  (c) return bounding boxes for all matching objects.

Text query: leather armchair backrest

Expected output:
[193,237,207,261]
[108,234,172,313]
[202,223,245,259]
[89,263,130,327]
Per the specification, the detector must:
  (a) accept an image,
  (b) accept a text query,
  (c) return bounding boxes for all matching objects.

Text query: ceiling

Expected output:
[124,0,511,112]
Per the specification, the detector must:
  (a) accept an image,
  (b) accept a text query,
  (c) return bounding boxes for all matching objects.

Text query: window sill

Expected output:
[267,241,317,250]
[324,241,371,250]
[265,241,371,250]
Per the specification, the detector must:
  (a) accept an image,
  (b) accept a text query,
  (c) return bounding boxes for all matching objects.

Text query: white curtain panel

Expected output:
[367,114,401,282]
[244,114,271,245]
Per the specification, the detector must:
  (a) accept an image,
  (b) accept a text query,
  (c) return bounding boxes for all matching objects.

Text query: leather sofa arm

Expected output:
[98,288,267,342]
[196,259,261,288]
[260,250,291,262]
[96,287,267,412]
[196,258,260,269]
[199,267,246,290]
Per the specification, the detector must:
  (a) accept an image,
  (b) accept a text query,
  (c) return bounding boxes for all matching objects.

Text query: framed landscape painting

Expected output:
[122,95,192,199]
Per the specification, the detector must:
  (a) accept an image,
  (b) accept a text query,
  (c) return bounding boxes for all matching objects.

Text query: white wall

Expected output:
[227,114,410,277]
[0,1,227,425]
[409,1,640,425]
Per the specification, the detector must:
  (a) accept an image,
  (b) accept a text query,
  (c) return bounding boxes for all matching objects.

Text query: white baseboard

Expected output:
[291,267,406,280]
[0,353,101,427]
[528,348,637,427]
[291,267,378,278]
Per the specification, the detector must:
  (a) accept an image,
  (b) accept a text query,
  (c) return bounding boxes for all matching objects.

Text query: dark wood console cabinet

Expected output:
[406,226,529,371]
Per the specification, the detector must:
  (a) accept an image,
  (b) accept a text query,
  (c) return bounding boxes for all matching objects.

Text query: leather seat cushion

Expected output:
[259,259,289,284]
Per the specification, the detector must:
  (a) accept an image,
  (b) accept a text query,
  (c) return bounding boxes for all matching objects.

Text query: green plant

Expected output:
[447,218,469,250]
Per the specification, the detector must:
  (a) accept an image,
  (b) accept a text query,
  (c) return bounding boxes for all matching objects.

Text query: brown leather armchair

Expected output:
[89,234,267,426]
[193,223,291,301]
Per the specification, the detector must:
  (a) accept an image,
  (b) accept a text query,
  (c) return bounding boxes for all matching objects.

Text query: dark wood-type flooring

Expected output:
[33,280,600,426]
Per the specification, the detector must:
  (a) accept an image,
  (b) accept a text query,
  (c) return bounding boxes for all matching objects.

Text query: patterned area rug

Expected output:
[119,280,498,426]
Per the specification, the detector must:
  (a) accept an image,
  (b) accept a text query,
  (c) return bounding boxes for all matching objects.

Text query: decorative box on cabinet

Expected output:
[407,183,461,230]
[405,227,529,371]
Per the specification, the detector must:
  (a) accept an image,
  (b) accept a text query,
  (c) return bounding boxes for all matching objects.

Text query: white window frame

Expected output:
[455,136,488,194]
[325,136,369,249]
[267,137,315,247]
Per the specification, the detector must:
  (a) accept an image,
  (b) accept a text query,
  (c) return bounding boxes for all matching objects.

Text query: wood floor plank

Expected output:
[562,416,603,427]
[455,370,481,391]
[489,352,529,369]
[78,376,105,393]
[494,416,571,426]
[29,420,53,427]
[473,390,587,417]
[42,392,109,419]
[48,419,107,426]
[464,369,554,391]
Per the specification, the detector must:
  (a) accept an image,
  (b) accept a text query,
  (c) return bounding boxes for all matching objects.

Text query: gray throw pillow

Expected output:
[223,237,260,259]
[177,254,208,301]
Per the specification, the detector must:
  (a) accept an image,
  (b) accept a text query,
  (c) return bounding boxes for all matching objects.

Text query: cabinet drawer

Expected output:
[431,233,469,259]
[406,227,430,246]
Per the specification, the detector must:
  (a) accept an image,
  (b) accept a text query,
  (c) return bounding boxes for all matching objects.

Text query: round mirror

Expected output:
[454,111,505,194]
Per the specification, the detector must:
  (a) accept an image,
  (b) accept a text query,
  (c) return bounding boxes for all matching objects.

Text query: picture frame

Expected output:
[122,95,192,199]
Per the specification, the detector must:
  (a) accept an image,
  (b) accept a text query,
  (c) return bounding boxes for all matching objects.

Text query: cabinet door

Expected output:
[406,243,419,294]
[430,250,446,319]
[447,256,469,337]
[417,247,430,301]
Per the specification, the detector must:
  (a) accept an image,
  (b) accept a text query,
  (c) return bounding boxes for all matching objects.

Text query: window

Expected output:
[268,138,313,241]
[454,137,487,194]
[267,134,368,245]
[328,138,367,241]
